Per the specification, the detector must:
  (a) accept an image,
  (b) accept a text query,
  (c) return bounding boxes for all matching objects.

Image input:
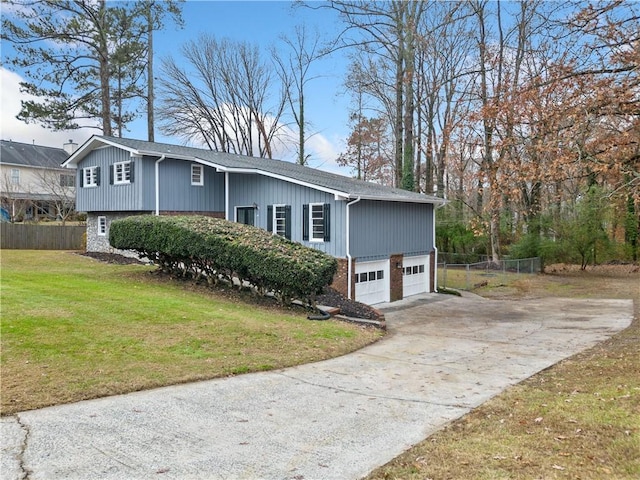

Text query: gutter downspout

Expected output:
[225,172,230,220]
[154,155,166,216]
[345,196,361,300]
[433,201,445,292]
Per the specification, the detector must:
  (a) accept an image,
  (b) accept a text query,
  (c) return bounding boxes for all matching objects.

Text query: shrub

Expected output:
[109,215,337,305]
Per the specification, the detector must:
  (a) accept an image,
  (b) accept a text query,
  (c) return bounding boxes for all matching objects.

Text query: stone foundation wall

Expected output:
[86,212,149,257]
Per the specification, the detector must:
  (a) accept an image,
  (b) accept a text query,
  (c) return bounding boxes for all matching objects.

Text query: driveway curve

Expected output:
[1,293,633,480]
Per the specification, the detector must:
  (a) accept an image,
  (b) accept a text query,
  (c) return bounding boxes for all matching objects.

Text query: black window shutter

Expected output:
[129,161,134,183]
[285,205,291,240]
[96,166,101,186]
[323,203,331,242]
[109,165,114,185]
[267,205,273,233]
[302,204,309,241]
[79,169,84,188]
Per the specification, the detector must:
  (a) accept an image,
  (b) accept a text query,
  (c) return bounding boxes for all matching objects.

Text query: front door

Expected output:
[236,207,255,226]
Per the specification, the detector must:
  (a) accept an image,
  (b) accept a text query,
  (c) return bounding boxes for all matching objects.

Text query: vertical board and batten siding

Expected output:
[75,146,141,212]
[150,159,225,212]
[350,200,434,260]
[76,148,225,214]
[227,173,347,258]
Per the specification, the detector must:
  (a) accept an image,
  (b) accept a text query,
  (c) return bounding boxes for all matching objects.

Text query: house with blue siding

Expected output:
[63,136,444,305]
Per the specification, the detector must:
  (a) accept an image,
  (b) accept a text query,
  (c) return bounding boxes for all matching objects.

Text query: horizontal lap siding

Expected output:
[228,173,346,258]
[350,200,433,260]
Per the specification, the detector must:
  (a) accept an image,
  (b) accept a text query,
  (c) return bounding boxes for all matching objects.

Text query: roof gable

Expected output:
[64,135,445,205]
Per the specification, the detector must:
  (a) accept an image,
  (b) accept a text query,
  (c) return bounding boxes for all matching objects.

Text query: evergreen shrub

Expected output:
[109,215,337,305]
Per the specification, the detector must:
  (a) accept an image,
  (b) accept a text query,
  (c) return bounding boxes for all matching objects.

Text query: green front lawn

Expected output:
[0,250,382,414]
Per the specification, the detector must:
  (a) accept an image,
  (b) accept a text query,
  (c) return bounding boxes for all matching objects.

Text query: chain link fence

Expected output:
[438,257,541,291]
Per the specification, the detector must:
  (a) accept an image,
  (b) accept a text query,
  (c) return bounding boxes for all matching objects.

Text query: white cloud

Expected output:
[306,132,347,174]
[0,67,94,148]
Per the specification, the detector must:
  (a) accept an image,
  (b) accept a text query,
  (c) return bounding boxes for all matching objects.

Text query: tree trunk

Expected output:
[147,4,155,142]
[98,0,112,136]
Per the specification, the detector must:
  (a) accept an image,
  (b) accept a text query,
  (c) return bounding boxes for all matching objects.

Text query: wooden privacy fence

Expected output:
[0,224,85,250]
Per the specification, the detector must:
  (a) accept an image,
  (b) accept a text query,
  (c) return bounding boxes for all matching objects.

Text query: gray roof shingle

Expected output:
[66,135,444,204]
[1,140,69,169]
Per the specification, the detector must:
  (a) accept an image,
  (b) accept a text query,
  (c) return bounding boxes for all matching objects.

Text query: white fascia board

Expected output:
[209,164,350,199]
[62,136,103,168]
[353,194,447,205]
[137,150,200,162]
[62,136,142,168]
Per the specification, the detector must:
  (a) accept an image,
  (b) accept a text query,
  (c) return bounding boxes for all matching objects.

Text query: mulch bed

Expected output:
[315,287,381,320]
[81,251,145,265]
[78,252,382,320]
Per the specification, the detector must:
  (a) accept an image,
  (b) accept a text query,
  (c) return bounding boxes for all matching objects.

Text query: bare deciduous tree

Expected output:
[273,25,324,165]
[158,36,286,158]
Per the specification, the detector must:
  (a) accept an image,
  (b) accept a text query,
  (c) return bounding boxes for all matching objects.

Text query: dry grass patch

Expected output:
[1,250,383,415]
[367,265,639,480]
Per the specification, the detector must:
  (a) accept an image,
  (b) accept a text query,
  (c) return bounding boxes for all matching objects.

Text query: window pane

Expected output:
[413,266,419,274]
[114,162,131,183]
[310,204,324,240]
[275,206,286,236]
[84,167,97,186]
[377,270,383,280]
[191,165,203,184]
[419,265,425,273]
[60,174,74,187]
[359,273,368,282]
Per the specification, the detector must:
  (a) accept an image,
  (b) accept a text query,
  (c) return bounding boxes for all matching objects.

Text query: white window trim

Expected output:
[10,168,20,185]
[309,202,325,243]
[273,204,286,236]
[84,166,98,187]
[191,164,204,186]
[97,216,107,236]
[114,161,131,185]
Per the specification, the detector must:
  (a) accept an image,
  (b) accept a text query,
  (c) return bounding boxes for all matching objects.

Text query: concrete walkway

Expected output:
[1,294,633,480]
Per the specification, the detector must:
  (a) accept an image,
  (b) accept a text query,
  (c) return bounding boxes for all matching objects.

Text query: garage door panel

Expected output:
[355,260,389,305]
[403,255,429,297]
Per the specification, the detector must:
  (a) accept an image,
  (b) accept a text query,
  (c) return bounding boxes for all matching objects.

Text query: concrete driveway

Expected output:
[1,293,633,480]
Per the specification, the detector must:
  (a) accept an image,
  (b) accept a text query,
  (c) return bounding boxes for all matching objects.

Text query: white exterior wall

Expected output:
[0,164,74,198]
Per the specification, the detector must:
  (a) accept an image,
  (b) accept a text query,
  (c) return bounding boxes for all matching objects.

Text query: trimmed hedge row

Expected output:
[109,215,337,305]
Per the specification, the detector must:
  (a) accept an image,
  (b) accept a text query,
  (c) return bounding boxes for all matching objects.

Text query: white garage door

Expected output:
[355,259,390,305]
[403,255,430,297]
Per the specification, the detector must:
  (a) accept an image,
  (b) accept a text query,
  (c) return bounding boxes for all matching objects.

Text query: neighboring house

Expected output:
[63,135,445,305]
[0,139,77,221]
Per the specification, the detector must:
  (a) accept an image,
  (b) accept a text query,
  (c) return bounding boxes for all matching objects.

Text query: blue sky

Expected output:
[0,0,353,173]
